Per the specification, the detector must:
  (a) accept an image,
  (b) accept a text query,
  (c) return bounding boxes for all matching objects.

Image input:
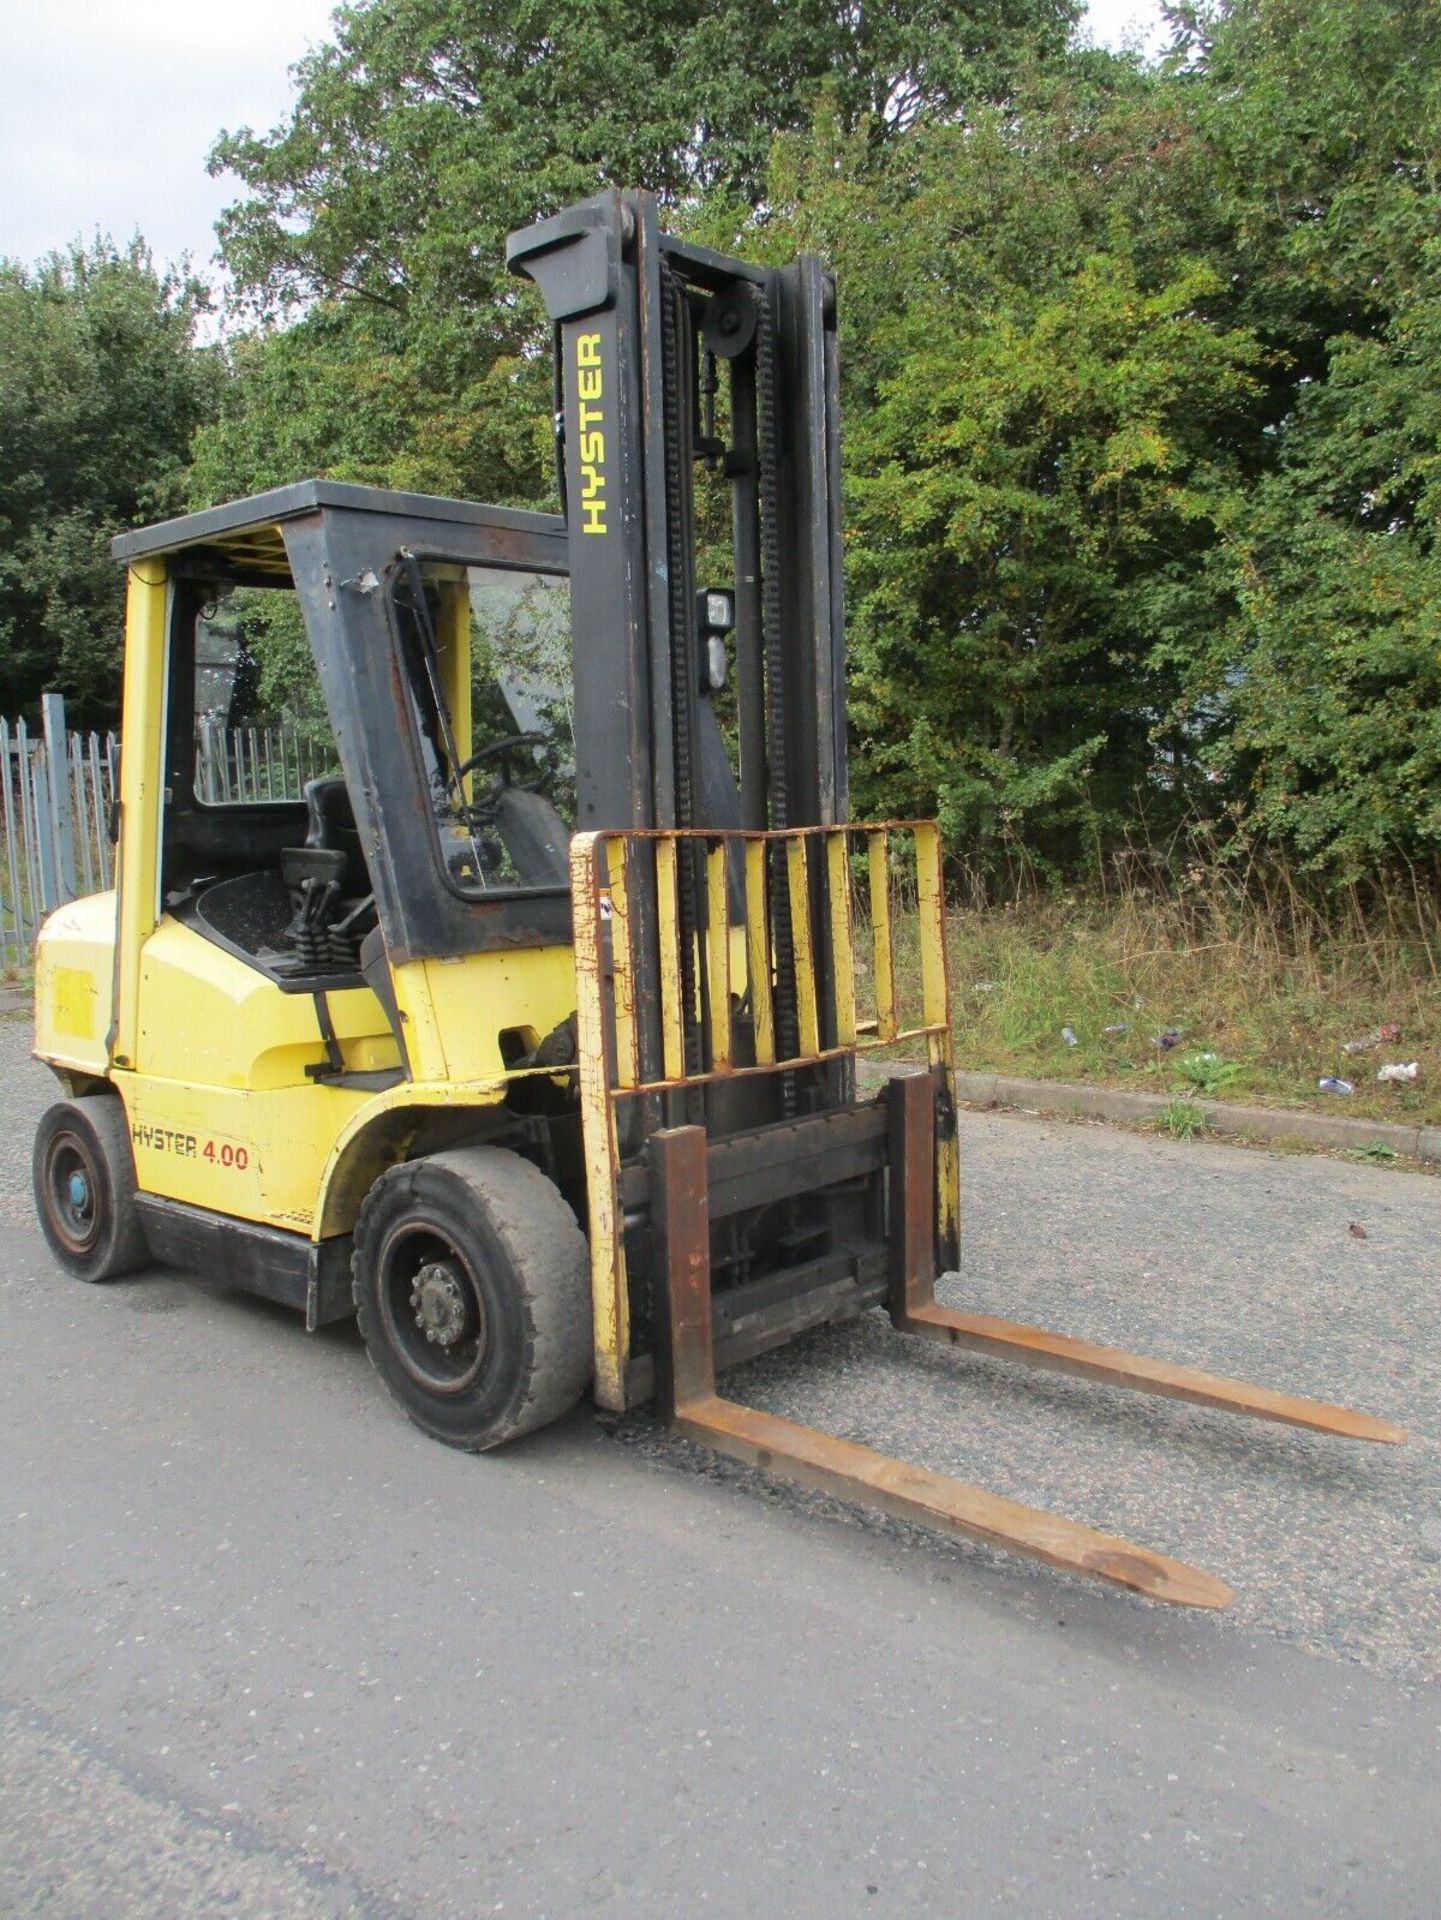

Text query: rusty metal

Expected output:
[618,1105,889,1217]
[887,1068,935,1312]
[572,832,630,1410]
[650,1125,715,1424]
[577,821,953,1105]
[894,1303,1408,1445]
[623,1249,888,1406]
[672,1398,1232,1609]
[882,1072,1406,1447]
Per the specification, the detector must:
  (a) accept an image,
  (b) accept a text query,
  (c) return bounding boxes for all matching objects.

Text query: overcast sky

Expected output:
[0,0,1167,277]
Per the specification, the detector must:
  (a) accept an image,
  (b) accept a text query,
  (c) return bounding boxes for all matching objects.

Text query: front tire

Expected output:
[352,1146,592,1450]
[33,1096,149,1282]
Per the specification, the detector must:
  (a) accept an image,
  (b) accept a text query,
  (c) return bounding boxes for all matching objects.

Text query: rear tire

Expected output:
[352,1146,592,1450]
[33,1096,149,1283]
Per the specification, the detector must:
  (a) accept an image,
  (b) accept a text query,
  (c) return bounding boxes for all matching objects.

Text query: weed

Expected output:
[1347,1141,1400,1164]
[1156,1097,1207,1140]
[1175,1052,1242,1097]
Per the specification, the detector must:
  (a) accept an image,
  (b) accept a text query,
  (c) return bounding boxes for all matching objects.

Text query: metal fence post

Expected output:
[1,719,25,967]
[41,692,78,905]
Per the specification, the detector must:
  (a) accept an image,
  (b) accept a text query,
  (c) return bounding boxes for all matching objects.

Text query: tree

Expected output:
[196,0,1441,890]
[194,0,1078,510]
[211,0,1079,316]
[1164,0,1441,881]
[0,239,219,723]
[714,65,1262,886]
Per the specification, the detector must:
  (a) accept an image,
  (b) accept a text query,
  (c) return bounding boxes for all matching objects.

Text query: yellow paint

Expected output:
[580,825,949,1099]
[825,832,856,1047]
[785,837,820,1058]
[866,830,896,1043]
[575,332,608,534]
[50,968,95,1040]
[655,836,685,1082]
[105,912,576,1233]
[705,841,732,1071]
[742,840,774,1065]
[909,825,958,1261]
[312,1069,561,1238]
[33,892,115,1074]
[387,944,576,1087]
[127,916,395,1223]
[113,560,169,1068]
[937,1065,961,1268]
[136,917,398,1090]
[436,580,473,783]
[570,821,959,1408]
[606,838,639,1088]
[913,823,951,1067]
[569,831,629,1410]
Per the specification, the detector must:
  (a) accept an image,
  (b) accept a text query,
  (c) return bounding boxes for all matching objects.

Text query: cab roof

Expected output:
[111,479,564,578]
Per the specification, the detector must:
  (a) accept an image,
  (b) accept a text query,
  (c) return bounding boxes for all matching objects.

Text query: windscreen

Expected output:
[390,560,575,897]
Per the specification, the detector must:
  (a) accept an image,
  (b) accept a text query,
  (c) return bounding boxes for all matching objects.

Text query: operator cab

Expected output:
[112,480,577,981]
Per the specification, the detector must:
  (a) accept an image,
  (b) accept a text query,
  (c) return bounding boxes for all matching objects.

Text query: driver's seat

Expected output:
[281,776,369,897]
[490,787,569,886]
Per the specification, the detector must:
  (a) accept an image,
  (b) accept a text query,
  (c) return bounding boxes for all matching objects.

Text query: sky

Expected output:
[0,0,1168,279]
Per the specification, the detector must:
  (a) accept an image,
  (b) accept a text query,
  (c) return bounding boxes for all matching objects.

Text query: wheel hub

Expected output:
[409,1260,470,1348]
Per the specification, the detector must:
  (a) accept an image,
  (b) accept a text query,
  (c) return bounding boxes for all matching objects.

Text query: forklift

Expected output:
[31,189,1403,1608]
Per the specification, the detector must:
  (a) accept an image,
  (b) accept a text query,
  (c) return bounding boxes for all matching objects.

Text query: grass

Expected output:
[941,868,1440,1127]
[855,851,1439,1129]
[1155,1096,1207,1141]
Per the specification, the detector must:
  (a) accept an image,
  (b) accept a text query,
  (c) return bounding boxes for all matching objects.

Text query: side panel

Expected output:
[123,920,577,1231]
[125,917,395,1228]
[388,944,577,1084]
[33,890,117,1077]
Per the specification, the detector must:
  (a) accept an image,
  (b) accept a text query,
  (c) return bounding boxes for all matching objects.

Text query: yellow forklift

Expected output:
[31,190,1403,1608]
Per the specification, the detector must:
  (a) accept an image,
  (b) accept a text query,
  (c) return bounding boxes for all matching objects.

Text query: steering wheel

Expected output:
[449,732,548,826]
[453,731,547,788]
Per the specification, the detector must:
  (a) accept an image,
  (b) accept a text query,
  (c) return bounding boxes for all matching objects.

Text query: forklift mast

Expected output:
[510,190,851,1114]
[509,186,846,841]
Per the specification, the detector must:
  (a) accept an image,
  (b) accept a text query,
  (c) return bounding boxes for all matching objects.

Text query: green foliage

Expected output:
[194,0,1077,508]
[221,587,333,744]
[737,69,1264,882]
[0,239,218,724]
[734,0,1441,891]
[1161,0,1441,883]
[1174,1051,1241,1096]
[209,0,1078,312]
[1155,1096,1207,1140]
[6,0,1436,909]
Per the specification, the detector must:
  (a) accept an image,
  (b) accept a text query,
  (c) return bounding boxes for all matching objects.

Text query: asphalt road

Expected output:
[2,1009,1437,1918]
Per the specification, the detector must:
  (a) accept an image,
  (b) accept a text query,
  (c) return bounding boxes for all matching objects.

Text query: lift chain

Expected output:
[755,289,800,1095]
[659,262,705,1094]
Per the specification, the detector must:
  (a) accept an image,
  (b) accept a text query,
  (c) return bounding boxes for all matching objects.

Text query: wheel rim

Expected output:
[44,1131,102,1256]
[376,1222,490,1394]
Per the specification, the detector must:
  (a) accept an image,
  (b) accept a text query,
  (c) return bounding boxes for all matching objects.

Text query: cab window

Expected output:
[192,585,339,804]
[389,560,573,898]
